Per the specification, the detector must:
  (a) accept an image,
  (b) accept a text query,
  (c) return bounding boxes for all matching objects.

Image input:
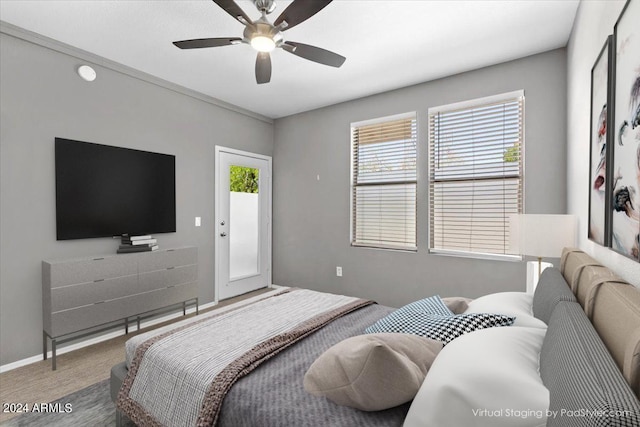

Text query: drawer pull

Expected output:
[167,249,175,252]
[94,301,106,305]
[93,257,105,261]
[167,266,175,270]
[167,285,176,288]
[94,279,105,283]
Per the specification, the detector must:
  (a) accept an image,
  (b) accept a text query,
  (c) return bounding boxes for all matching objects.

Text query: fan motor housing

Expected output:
[244,21,283,46]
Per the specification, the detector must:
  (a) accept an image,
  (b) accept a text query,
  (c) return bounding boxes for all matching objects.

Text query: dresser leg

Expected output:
[183,301,186,316]
[196,298,199,315]
[43,331,48,360]
[52,339,57,371]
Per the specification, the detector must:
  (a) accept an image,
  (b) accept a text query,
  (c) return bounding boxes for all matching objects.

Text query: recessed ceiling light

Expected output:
[77,65,97,82]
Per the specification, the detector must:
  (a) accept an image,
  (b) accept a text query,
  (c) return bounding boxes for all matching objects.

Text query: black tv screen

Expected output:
[55,138,176,240]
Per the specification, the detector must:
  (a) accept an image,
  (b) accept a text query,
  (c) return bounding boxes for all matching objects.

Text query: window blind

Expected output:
[429,93,524,257]
[352,114,417,250]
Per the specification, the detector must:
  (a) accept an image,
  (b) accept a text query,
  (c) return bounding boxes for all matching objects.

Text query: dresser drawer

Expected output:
[123,282,197,317]
[50,299,129,337]
[48,256,138,288]
[137,247,197,272]
[50,275,138,312]
[138,265,197,293]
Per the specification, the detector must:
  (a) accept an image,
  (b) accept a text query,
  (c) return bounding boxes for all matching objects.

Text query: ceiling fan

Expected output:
[173,0,346,84]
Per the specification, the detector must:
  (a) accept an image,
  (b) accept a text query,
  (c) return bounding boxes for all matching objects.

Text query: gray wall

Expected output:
[0,32,274,365]
[566,0,640,286]
[273,49,567,308]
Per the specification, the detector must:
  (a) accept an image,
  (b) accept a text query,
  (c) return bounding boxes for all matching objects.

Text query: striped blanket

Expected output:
[117,288,372,427]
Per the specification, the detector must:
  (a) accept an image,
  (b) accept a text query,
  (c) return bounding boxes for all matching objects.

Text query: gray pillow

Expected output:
[442,296,473,314]
[303,333,443,411]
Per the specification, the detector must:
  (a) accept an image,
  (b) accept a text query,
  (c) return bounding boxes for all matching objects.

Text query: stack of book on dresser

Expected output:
[118,235,159,254]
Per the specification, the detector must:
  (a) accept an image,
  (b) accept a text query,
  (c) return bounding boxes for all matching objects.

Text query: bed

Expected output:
[110,248,640,426]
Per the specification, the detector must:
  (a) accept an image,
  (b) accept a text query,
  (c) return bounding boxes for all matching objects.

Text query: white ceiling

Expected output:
[0,0,579,119]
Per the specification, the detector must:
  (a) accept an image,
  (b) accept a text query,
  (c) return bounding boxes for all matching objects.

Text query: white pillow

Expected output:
[404,328,549,427]
[403,327,549,427]
[463,292,547,328]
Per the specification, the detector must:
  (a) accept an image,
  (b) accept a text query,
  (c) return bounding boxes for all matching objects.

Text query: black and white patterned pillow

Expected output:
[365,296,453,334]
[366,312,515,345]
[417,313,515,344]
[400,295,454,316]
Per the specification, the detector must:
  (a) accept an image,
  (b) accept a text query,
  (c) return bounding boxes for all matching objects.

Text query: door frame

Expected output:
[214,145,272,303]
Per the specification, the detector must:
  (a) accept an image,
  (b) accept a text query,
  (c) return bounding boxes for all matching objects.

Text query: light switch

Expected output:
[195,217,201,227]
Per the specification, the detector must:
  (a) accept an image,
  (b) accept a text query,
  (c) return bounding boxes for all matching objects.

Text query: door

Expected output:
[215,146,271,301]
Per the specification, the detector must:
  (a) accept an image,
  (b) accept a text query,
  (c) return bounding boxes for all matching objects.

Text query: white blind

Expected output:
[352,115,417,250]
[429,93,524,256]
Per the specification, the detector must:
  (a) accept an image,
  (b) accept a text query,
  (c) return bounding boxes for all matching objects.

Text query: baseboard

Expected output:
[0,301,217,373]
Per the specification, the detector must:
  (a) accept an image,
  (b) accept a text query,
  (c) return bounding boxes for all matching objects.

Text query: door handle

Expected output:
[220,232,227,237]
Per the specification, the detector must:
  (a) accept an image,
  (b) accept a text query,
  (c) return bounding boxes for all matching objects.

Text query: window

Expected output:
[428,91,524,258]
[351,113,417,250]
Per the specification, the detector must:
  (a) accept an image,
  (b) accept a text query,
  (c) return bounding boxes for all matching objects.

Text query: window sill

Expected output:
[429,249,521,262]
[351,243,418,253]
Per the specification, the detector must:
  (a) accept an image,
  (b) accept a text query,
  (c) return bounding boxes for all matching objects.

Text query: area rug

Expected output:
[1,379,133,427]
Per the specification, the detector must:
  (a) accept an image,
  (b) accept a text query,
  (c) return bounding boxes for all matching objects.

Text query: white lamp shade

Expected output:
[509,214,577,258]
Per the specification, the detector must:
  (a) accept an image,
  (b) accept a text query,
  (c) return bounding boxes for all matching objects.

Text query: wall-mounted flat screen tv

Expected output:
[55,138,176,240]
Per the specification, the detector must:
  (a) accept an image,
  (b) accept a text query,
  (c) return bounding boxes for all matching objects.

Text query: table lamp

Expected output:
[509,214,577,276]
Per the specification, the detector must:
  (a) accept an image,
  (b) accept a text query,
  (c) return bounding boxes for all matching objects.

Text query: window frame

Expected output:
[350,112,418,252]
[428,91,525,261]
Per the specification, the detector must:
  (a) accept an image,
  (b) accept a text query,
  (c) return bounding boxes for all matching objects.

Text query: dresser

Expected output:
[42,246,198,369]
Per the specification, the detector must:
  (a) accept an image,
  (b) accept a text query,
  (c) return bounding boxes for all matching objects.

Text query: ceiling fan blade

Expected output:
[173,37,242,49]
[273,0,332,31]
[255,52,272,84]
[282,41,346,68]
[212,0,252,24]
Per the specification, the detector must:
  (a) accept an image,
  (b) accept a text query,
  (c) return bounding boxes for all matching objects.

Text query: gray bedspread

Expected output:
[218,304,410,427]
[119,289,373,426]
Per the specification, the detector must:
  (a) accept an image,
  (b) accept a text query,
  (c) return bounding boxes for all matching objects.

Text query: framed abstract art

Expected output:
[588,36,613,247]
[611,0,640,262]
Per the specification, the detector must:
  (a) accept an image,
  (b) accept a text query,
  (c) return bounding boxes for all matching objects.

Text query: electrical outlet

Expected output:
[336,266,342,277]
[195,217,201,227]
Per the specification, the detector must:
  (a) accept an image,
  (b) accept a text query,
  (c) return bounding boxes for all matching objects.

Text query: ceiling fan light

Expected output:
[251,36,275,52]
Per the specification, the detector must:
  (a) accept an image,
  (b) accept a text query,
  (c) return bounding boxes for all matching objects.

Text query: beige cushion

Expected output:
[626,331,640,398]
[560,248,640,398]
[442,296,473,314]
[574,265,620,309]
[560,247,602,292]
[589,281,640,398]
[303,333,443,411]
